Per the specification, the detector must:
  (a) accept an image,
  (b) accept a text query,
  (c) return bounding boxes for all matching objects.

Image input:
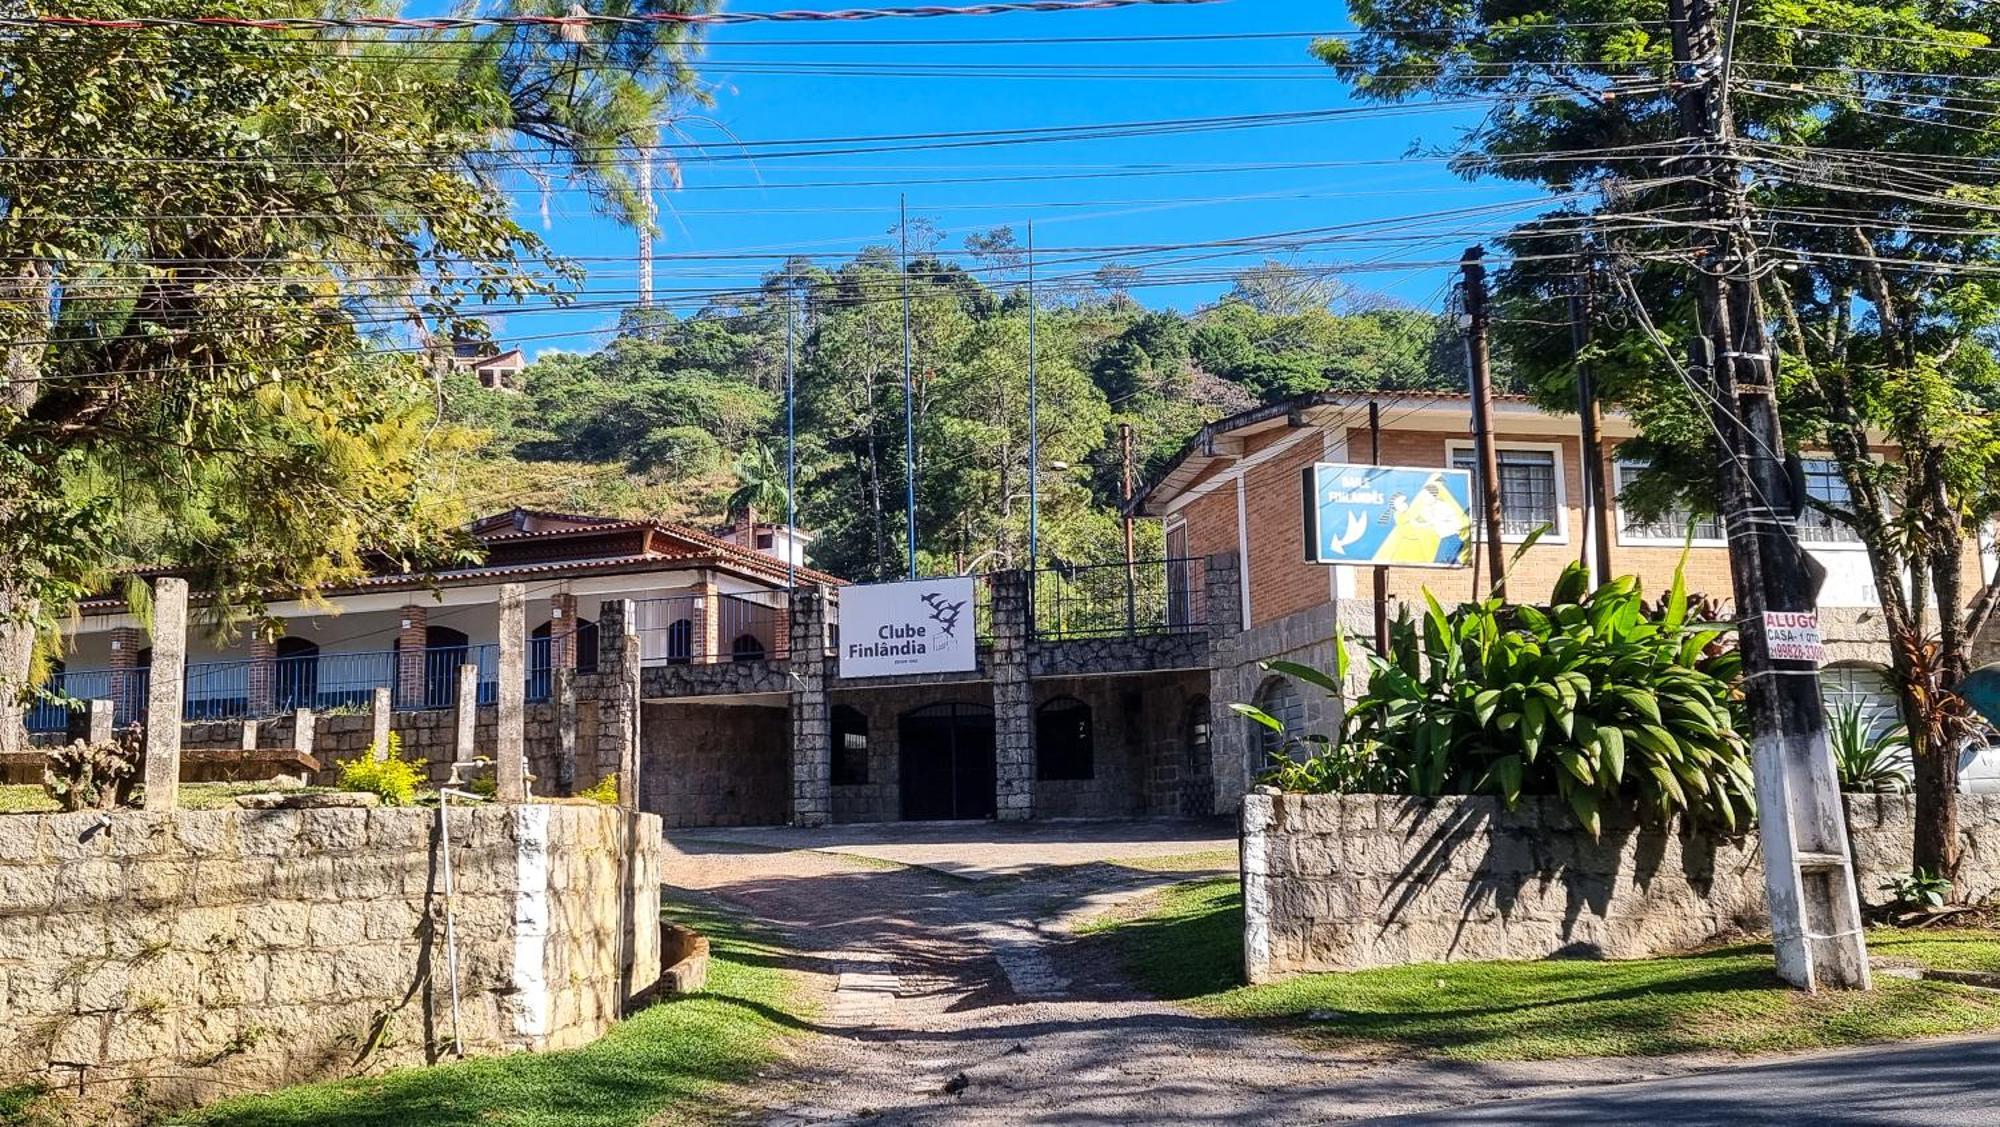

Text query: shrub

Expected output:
[43,729,141,811]
[336,733,424,806]
[1243,555,1753,835]
[1827,701,1911,793]
[1882,868,1952,910]
[579,775,619,805]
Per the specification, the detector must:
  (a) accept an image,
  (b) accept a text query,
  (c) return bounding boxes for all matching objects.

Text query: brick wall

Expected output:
[0,804,661,1117]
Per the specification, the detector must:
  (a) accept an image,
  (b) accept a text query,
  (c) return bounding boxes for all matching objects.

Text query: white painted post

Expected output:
[142,577,188,812]
[497,583,527,802]
[369,686,392,760]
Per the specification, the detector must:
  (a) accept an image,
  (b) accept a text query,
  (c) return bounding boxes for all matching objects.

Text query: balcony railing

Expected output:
[1031,557,1205,641]
[635,590,790,667]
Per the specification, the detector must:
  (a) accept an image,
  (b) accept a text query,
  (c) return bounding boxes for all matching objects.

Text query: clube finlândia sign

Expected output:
[837,576,978,678]
[1300,462,1475,568]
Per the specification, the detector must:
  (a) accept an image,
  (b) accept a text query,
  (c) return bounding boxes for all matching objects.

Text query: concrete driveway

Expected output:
[666,816,1237,880]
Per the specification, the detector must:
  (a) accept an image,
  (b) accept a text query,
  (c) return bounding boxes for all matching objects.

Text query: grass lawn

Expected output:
[1083,877,2000,1061]
[1107,848,1239,874]
[163,900,809,1127]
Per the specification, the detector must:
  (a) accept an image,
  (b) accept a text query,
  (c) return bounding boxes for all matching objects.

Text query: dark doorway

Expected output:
[424,625,470,709]
[897,702,996,821]
[274,637,320,711]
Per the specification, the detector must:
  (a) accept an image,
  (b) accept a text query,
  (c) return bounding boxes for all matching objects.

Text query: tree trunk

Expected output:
[0,584,36,755]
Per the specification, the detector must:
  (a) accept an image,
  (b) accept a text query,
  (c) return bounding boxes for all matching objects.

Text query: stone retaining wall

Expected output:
[0,803,661,1117]
[1240,791,2000,983]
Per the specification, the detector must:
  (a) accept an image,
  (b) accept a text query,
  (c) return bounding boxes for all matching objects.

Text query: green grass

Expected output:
[1087,878,2000,1061]
[169,900,809,1127]
[1107,848,1238,874]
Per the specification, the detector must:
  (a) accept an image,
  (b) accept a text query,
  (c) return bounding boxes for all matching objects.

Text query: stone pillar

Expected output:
[455,663,479,769]
[788,585,832,826]
[496,582,527,802]
[596,598,629,674]
[291,708,315,759]
[549,591,579,670]
[67,699,114,746]
[1204,552,1248,817]
[108,626,143,727]
[617,633,641,811]
[990,570,1035,822]
[238,719,258,751]
[554,666,578,796]
[395,604,428,710]
[369,686,392,760]
[142,577,188,812]
[246,635,276,716]
[593,599,640,808]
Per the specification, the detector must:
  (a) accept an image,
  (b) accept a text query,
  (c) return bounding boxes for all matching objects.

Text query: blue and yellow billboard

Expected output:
[1301,463,1474,568]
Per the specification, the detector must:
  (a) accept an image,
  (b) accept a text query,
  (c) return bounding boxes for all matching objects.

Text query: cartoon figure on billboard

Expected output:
[1380,474,1471,565]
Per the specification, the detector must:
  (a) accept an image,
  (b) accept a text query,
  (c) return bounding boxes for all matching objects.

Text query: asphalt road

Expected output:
[1359,1035,2000,1126]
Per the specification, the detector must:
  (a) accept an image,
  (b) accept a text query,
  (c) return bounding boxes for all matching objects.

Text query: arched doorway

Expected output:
[529,617,597,700]
[898,702,996,821]
[1252,676,1305,767]
[274,637,320,711]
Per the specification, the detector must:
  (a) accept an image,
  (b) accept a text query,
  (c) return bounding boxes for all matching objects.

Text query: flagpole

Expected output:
[900,193,917,580]
[784,275,798,592]
[1026,220,1039,570]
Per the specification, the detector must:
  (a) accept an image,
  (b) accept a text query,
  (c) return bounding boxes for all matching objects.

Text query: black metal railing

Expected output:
[1030,557,1204,641]
[634,589,790,666]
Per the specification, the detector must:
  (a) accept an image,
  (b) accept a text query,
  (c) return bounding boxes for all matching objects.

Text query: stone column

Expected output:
[595,598,630,674]
[617,633,641,811]
[238,719,258,751]
[788,585,832,826]
[142,577,188,812]
[369,686,392,760]
[455,663,479,769]
[691,580,721,663]
[592,599,641,808]
[108,626,143,727]
[246,636,276,716]
[990,570,1035,822]
[67,698,114,746]
[1204,552,1248,817]
[496,582,527,802]
[554,666,578,796]
[291,708,315,760]
[549,591,579,670]
[395,604,428,709]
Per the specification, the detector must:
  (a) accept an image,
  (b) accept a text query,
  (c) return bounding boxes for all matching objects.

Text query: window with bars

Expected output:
[1797,457,1859,542]
[1450,447,1560,538]
[1615,460,1724,542]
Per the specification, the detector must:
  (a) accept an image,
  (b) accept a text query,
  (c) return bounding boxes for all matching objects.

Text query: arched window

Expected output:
[665,619,693,665]
[1036,696,1094,780]
[1252,676,1305,764]
[832,705,870,786]
[731,634,767,663]
[274,637,320,711]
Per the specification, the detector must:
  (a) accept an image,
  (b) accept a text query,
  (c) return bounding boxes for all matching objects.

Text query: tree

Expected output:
[727,443,790,526]
[1325,1,2000,881]
[0,0,710,744]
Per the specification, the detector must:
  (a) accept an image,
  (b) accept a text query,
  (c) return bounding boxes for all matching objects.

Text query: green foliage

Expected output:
[1882,869,1954,911]
[336,734,423,807]
[579,775,619,805]
[41,732,140,812]
[1827,702,1912,794]
[1263,558,1753,834]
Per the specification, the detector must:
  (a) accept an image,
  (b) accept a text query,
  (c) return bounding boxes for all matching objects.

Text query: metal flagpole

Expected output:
[900,194,917,580]
[1026,221,1039,569]
[636,151,654,309]
[784,276,798,592]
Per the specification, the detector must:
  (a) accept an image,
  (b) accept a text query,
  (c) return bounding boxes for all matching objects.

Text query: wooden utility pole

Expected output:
[1570,252,1615,586]
[1669,0,1867,991]
[1460,248,1507,597]
[1368,399,1390,654]
[1120,421,1138,632]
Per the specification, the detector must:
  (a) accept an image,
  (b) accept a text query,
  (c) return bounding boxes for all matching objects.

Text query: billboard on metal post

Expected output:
[1301,462,1474,568]
[836,575,979,678]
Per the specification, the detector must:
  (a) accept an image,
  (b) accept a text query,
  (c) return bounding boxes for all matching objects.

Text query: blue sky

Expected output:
[495,1,1550,357]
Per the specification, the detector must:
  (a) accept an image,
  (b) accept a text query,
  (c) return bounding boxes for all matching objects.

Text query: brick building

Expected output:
[1132,389,1998,810]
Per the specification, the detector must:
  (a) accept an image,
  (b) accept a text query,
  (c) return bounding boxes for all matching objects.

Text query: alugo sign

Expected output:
[1301,462,1475,568]
[837,576,979,678]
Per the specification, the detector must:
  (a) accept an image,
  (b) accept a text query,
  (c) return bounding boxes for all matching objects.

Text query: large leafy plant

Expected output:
[1246,557,1753,835]
[1826,702,1912,795]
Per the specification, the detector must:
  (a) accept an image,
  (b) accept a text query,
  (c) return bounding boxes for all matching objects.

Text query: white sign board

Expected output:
[1763,610,1825,664]
[837,576,978,678]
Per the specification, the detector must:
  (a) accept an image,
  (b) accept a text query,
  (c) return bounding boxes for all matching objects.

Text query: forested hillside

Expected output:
[447,241,1458,581]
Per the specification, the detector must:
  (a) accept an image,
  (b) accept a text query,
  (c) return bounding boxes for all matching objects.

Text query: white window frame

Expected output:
[1445,440,1569,545]
[1612,458,1727,548]
[1795,454,1867,551]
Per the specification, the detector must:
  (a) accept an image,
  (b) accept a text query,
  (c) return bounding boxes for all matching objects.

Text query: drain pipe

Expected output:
[436,783,489,1058]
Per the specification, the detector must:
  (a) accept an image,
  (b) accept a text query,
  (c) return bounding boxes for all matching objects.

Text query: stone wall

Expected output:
[639,702,788,827]
[1240,791,2000,983]
[1032,673,1209,820]
[0,803,661,1115]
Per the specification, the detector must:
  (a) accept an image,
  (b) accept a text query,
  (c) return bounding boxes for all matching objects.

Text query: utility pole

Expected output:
[1460,247,1507,597]
[636,151,654,309]
[1368,399,1390,655]
[783,275,797,592]
[1669,0,1868,991]
[1570,248,1614,587]
[1120,421,1138,634]
[900,194,917,580]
